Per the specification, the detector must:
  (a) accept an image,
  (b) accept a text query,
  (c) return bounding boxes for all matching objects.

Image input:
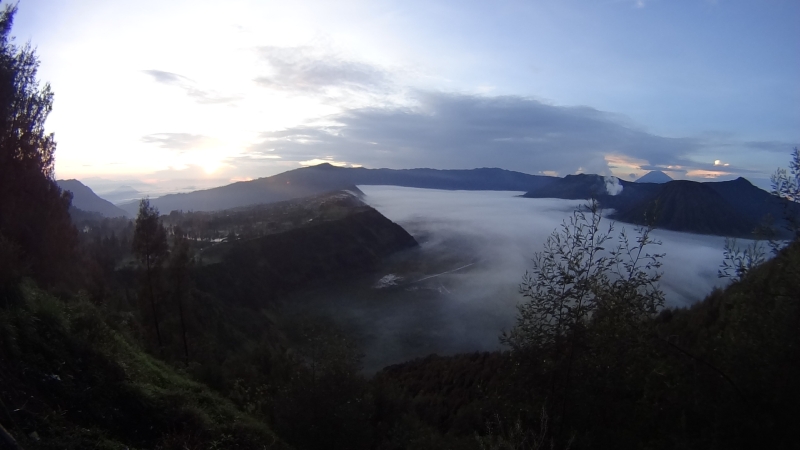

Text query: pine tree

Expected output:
[133,199,168,351]
[0,3,76,288]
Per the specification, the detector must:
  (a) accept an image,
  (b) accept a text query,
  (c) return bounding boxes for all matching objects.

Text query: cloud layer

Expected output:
[287,186,734,372]
[247,91,702,177]
[254,46,391,95]
[137,51,795,191]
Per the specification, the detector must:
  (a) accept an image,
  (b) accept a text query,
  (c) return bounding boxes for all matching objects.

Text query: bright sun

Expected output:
[200,159,223,174]
[188,150,225,174]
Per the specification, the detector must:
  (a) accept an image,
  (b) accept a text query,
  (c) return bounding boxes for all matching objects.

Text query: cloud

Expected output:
[144,69,187,84]
[143,70,241,104]
[141,133,214,152]
[300,187,734,371]
[254,46,391,95]
[686,169,731,178]
[245,91,700,177]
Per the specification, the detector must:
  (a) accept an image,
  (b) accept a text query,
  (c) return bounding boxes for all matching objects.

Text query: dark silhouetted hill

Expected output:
[524,174,796,237]
[705,177,800,231]
[522,173,611,199]
[193,191,418,304]
[612,180,757,236]
[523,173,661,212]
[57,179,129,218]
[118,164,555,215]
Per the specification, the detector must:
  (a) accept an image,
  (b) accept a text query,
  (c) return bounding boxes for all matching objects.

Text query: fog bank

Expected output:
[287,186,738,372]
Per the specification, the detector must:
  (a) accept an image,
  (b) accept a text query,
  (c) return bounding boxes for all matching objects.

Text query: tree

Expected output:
[771,147,800,202]
[168,225,193,364]
[501,200,664,440]
[771,147,800,239]
[502,200,664,352]
[718,236,767,282]
[0,3,76,288]
[721,148,800,282]
[133,198,168,351]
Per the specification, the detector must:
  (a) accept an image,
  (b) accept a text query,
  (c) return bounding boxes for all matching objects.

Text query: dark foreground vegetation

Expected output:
[1,3,798,449]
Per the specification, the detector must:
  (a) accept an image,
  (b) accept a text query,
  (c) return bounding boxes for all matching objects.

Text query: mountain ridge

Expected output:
[525,175,797,237]
[117,164,556,215]
[57,179,129,218]
[89,163,795,238]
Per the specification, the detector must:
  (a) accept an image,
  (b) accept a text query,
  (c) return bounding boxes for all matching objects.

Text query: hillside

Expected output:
[0,282,292,449]
[706,177,800,231]
[118,164,555,215]
[373,240,800,448]
[111,164,795,239]
[187,191,419,304]
[1,189,419,449]
[612,180,757,236]
[57,179,129,218]
[524,175,795,237]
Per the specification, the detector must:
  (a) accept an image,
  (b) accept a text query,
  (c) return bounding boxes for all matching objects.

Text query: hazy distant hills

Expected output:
[118,164,555,216]
[636,170,673,183]
[525,175,797,237]
[101,185,142,204]
[57,179,129,218]
[72,161,798,239]
[523,174,659,207]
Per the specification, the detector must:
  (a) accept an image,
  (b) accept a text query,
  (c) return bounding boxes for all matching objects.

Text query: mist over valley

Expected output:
[284,186,734,372]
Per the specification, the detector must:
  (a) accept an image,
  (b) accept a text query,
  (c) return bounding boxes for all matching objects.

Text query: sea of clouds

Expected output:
[288,186,743,372]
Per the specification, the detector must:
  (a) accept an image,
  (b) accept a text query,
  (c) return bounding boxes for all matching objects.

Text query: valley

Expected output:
[275,186,738,372]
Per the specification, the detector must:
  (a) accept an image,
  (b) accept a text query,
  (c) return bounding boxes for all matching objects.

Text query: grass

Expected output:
[0,280,291,450]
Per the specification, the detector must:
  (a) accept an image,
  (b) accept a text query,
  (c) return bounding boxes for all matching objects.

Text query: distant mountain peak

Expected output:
[309,162,339,169]
[636,170,673,184]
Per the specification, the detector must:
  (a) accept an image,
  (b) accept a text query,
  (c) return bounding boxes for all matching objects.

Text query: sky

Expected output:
[12,0,800,194]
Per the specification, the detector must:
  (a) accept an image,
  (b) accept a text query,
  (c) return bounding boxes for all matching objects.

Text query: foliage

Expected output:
[502,199,665,351]
[722,148,800,281]
[771,147,800,203]
[229,316,374,450]
[770,146,800,238]
[718,237,766,281]
[476,410,572,450]
[132,199,168,271]
[0,282,291,449]
[133,198,168,350]
[0,3,76,287]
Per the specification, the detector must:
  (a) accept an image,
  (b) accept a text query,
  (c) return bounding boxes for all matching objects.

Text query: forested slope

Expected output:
[372,240,800,449]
